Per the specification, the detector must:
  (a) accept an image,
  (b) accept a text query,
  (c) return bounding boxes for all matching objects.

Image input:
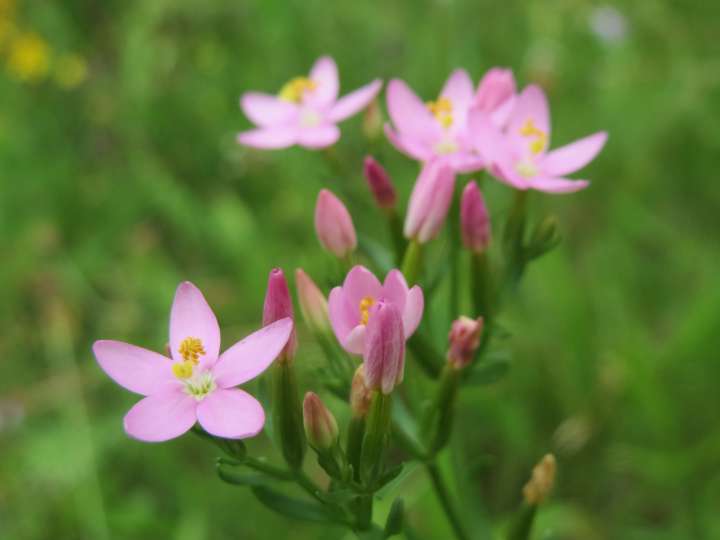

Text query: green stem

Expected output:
[423,365,460,456]
[293,470,325,504]
[503,189,529,286]
[272,361,306,469]
[386,209,406,266]
[407,333,442,379]
[448,185,461,321]
[360,392,393,486]
[244,457,294,480]
[425,462,470,540]
[347,417,366,482]
[400,240,423,285]
[471,251,493,321]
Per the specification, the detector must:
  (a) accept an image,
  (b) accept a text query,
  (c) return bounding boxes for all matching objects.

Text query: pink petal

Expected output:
[474,67,517,124]
[343,265,383,309]
[542,132,608,177]
[386,79,441,145]
[240,92,298,127]
[329,79,382,122]
[468,109,509,166]
[507,85,551,151]
[381,270,410,312]
[445,152,485,174]
[196,388,265,439]
[93,340,177,396]
[123,390,197,442]
[529,176,590,193]
[297,124,340,149]
[343,324,367,355]
[384,125,433,162]
[169,282,221,368]
[402,286,424,338]
[212,318,294,388]
[440,69,474,125]
[329,287,357,349]
[237,127,298,149]
[309,56,339,107]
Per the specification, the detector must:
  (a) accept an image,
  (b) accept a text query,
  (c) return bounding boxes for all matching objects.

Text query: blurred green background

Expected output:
[1,0,719,538]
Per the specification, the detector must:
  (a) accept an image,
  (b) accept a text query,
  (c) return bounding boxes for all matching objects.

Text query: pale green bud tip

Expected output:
[302,392,339,451]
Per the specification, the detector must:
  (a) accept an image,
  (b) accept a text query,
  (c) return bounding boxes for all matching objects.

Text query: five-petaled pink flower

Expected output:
[470,84,608,193]
[237,56,382,150]
[93,282,293,442]
[328,265,423,355]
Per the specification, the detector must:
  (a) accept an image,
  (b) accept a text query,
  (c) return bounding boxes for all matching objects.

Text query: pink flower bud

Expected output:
[263,268,297,362]
[460,181,491,253]
[294,268,329,334]
[363,156,397,209]
[350,365,372,418]
[447,316,484,369]
[473,67,516,114]
[314,189,357,258]
[403,161,455,243]
[363,301,405,394]
[303,391,339,451]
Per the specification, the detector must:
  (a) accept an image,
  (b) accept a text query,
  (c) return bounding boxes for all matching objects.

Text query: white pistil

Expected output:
[300,109,321,128]
[183,371,216,401]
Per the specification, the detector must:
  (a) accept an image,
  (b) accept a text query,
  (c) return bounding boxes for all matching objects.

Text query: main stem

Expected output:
[426,461,470,540]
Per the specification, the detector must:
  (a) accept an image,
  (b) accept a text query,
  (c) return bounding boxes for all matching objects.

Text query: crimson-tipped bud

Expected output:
[314,189,357,258]
[461,181,491,254]
[263,268,297,362]
[522,454,557,506]
[350,365,372,418]
[295,268,329,334]
[404,161,455,243]
[447,316,484,370]
[363,301,405,395]
[303,392,339,451]
[363,156,397,210]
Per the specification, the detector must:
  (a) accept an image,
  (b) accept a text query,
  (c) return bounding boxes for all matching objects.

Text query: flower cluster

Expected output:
[95,54,601,539]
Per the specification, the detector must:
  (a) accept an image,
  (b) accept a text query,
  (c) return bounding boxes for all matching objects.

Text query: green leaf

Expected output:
[465,358,510,386]
[216,466,278,488]
[316,488,357,505]
[384,498,404,537]
[375,463,417,498]
[250,486,338,523]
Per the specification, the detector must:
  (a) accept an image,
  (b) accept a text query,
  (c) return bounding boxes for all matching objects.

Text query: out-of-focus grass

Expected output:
[1,1,719,538]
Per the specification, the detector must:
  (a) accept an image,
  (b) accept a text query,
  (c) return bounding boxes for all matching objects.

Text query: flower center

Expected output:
[434,137,459,155]
[427,97,454,129]
[519,118,547,155]
[299,109,321,127]
[278,76,317,103]
[359,296,375,325]
[173,337,206,380]
[182,370,217,401]
[516,158,539,178]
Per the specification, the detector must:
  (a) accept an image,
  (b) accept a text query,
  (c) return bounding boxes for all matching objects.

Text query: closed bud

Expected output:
[294,268,329,334]
[363,99,383,140]
[350,365,372,418]
[303,392,339,451]
[447,316,484,370]
[263,268,297,362]
[314,189,357,258]
[363,301,405,395]
[460,181,491,254]
[404,161,455,244]
[364,156,397,210]
[522,454,557,506]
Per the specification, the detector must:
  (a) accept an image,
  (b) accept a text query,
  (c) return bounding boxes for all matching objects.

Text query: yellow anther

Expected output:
[172,360,195,380]
[427,97,454,129]
[359,296,375,326]
[519,118,547,155]
[278,77,317,103]
[178,337,205,364]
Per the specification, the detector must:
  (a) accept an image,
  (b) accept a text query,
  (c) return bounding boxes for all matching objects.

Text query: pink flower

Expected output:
[470,84,608,193]
[363,301,406,394]
[328,265,423,355]
[385,69,484,173]
[314,189,357,258]
[460,181,491,253]
[237,56,382,150]
[93,282,293,442]
[404,160,455,243]
[473,67,517,128]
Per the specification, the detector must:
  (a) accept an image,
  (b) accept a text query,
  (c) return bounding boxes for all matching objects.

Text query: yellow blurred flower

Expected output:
[6,31,50,82]
[54,53,88,89]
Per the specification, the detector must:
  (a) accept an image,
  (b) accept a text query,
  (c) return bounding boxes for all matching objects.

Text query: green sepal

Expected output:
[384,498,405,538]
[250,486,339,524]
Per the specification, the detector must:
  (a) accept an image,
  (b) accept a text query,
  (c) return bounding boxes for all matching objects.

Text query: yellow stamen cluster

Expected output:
[359,296,375,325]
[278,76,317,103]
[519,118,547,155]
[522,453,557,505]
[173,337,206,379]
[5,31,49,82]
[427,97,454,129]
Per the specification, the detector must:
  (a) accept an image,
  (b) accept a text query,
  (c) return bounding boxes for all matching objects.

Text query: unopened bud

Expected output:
[350,365,373,418]
[303,392,339,451]
[363,99,383,140]
[447,316,484,370]
[460,181,491,254]
[263,268,298,362]
[522,454,557,505]
[363,302,406,395]
[364,156,397,210]
[294,268,329,334]
[314,189,357,258]
[404,161,455,244]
